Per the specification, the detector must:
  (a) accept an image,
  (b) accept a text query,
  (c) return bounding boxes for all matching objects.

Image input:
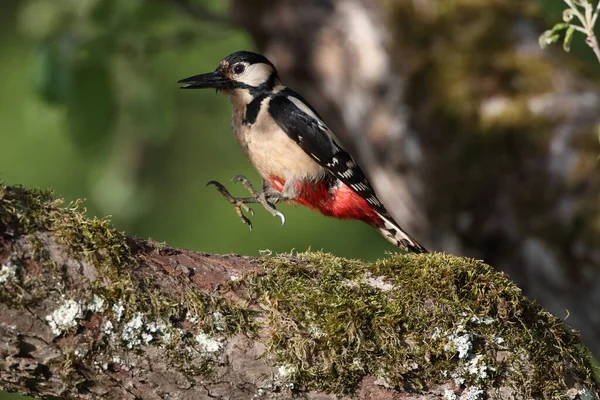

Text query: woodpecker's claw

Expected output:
[207,178,286,228]
[231,175,260,197]
[275,210,286,226]
[238,213,253,231]
[231,175,286,225]
[207,180,254,230]
[257,192,286,225]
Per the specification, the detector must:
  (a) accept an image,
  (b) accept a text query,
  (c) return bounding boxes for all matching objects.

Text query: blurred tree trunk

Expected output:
[229,0,600,358]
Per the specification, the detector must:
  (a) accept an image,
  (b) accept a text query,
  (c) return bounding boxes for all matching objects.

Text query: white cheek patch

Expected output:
[238,63,273,87]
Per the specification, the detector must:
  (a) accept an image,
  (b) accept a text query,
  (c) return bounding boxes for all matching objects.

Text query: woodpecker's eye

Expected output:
[233,64,245,74]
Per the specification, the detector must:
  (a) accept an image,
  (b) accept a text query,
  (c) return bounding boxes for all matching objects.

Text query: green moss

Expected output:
[254,251,597,397]
[1,184,596,396]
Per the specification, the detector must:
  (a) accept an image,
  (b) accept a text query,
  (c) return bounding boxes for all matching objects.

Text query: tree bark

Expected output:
[1,185,598,399]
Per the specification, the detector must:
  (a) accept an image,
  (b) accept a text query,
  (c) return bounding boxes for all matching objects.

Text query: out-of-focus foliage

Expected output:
[539,0,600,61]
[539,0,600,147]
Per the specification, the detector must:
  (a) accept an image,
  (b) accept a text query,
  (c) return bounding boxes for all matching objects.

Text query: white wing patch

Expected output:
[366,196,381,206]
[351,182,369,191]
[339,169,354,179]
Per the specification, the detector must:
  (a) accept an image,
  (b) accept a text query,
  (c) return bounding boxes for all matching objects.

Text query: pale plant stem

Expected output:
[588,34,600,64]
[585,2,593,24]
[564,0,589,26]
[572,25,590,34]
[563,0,600,65]
[592,1,600,28]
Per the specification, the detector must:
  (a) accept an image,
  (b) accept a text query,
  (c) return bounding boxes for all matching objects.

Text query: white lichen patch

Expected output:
[469,316,494,325]
[466,355,495,381]
[445,331,473,359]
[453,373,466,387]
[160,326,172,343]
[119,314,171,348]
[46,299,83,336]
[492,336,505,345]
[87,294,106,313]
[112,300,125,321]
[363,273,394,291]
[308,324,326,339]
[141,332,153,344]
[459,386,484,400]
[121,312,145,348]
[0,262,18,284]
[212,312,225,331]
[278,364,297,378]
[578,388,596,400]
[342,273,395,291]
[437,323,476,360]
[195,332,223,353]
[444,389,458,400]
[436,322,498,388]
[146,321,163,333]
[187,312,199,325]
[101,319,114,335]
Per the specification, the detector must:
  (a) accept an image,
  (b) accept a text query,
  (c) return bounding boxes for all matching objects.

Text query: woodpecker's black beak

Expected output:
[178,71,229,90]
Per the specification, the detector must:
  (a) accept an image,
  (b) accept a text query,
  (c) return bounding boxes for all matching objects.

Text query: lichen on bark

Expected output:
[0,183,598,399]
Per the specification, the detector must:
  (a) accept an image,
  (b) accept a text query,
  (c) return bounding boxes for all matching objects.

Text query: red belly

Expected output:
[267,177,382,226]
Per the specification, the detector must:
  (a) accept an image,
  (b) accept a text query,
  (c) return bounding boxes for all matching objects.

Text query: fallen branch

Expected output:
[0,184,597,399]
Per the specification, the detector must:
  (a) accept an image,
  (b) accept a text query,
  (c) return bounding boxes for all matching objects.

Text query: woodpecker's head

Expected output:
[179,51,279,98]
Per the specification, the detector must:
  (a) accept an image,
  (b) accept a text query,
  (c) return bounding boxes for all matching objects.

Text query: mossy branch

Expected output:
[0,184,598,400]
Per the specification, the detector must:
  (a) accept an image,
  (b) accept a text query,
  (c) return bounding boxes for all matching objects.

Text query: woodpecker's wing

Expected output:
[268,90,427,253]
[269,90,383,211]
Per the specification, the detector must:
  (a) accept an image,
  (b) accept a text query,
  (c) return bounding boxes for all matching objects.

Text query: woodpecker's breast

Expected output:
[231,95,326,182]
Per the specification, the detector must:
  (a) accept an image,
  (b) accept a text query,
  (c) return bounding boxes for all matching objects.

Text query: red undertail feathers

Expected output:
[268,176,427,253]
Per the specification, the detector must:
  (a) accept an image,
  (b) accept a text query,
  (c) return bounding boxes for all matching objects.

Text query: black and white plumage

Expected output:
[179,51,427,253]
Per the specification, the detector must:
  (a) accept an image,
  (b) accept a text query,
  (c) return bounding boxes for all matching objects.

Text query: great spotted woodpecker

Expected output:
[179,51,427,253]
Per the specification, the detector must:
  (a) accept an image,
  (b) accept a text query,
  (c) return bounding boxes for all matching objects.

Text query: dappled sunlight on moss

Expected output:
[255,251,597,397]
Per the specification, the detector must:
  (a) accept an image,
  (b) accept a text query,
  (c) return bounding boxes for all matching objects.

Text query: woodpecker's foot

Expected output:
[231,175,261,197]
[231,175,286,225]
[207,178,286,229]
[206,180,256,230]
